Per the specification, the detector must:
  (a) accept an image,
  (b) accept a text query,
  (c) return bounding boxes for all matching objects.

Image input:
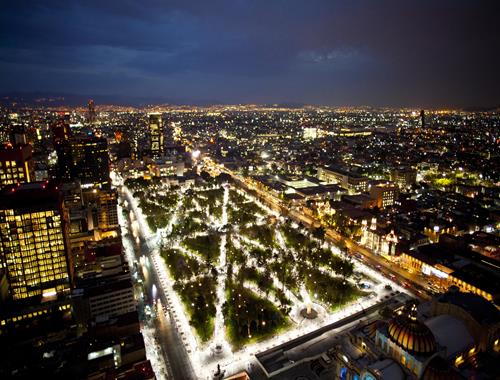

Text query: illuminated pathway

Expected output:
[114,171,411,380]
[212,184,231,355]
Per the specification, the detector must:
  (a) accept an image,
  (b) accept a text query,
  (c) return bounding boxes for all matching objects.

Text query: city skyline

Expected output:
[1,0,500,108]
[1,2,499,380]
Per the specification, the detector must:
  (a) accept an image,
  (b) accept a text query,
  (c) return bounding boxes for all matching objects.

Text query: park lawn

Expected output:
[240,224,276,248]
[195,188,224,208]
[181,233,221,264]
[227,206,257,226]
[156,193,179,209]
[172,275,217,343]
[229,189,248,206]
[223,284,289,351]
[280,224,308,249]
[160,248,207,282]
[303,267,367,312]
[170,216,207,237]
[268,258,301,296]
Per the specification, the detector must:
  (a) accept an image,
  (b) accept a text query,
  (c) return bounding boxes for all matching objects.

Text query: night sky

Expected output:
[1,0,499,107]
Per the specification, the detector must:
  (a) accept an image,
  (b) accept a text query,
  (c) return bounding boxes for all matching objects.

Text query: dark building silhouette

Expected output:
[51,119,72,144]
[55,136,110,189]
[87,99,96,125]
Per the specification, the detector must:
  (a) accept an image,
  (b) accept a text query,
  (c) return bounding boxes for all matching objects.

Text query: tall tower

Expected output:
[0,182,73,301]
[0,144,34,188]
[420,109,425,128]
[10,124,27,146]
[87,99,97,125]
[149,113,164,159]
[69,136,110,189]
[0,123,35,188]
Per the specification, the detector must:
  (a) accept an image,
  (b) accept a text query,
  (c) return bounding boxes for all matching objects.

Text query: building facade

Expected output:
[0,182,72,301]
[0,143,35,188]
[318,166,368,194]
[149,113,164,159]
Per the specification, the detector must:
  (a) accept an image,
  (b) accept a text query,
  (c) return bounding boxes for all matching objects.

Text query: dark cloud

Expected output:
[0,0,499,106]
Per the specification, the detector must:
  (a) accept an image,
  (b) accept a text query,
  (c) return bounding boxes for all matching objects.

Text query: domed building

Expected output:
[375,303,439,378]
[387,311,437,355]
[421,356,460,380]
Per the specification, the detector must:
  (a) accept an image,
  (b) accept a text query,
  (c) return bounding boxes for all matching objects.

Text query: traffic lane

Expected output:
[140,242,197,380]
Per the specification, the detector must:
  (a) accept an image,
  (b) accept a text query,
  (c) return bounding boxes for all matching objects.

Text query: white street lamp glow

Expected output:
[117,174,411,379]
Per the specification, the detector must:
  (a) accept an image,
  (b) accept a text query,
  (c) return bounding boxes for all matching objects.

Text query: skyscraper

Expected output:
[420,109,425,128]
[87,99,96,125]
[0,182,73,301]
[0,143,35,188]
[149,113,164,158]
[55,136,110,189]
[70,136,110,189]
[51,119,72,144]
[0,124,35,189]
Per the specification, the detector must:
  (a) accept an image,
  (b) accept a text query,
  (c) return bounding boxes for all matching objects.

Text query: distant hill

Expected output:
[0,92,222,108]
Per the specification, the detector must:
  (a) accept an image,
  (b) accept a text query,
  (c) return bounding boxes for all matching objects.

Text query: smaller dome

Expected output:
[363,320,385,340]
[387,303,437,356]
[422,356,460,380]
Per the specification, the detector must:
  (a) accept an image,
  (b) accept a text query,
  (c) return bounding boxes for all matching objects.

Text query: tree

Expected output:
[339,259,354,281]
[312,226,326,240]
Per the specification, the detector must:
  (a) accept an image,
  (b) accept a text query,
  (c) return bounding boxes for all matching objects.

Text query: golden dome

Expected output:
[387,305,437,355]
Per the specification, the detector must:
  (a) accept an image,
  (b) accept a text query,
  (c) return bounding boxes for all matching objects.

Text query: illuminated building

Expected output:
[83,188,119,238]
[303,127,318,140]
[255,289,496,380]
[363,227,399,256]
[0,143,34,188]
[149,113,164,158]
[148,158,185,177]
[0,182,72,301]
[369,183,398,208]
[317,166,368,194]
[390,167,417,190]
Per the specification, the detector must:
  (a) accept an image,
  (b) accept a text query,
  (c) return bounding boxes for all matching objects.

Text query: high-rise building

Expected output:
[420,109,425,128]
[83,188,119,232]
[0,182,73,301]
[71,137,110,188]
[149,113,164,158]
[51,119,72,144]
[10,124,27,146]
[87,99,96,125]
[0,143,35,188]
[0,123,35,188]
[55,136,110,189]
